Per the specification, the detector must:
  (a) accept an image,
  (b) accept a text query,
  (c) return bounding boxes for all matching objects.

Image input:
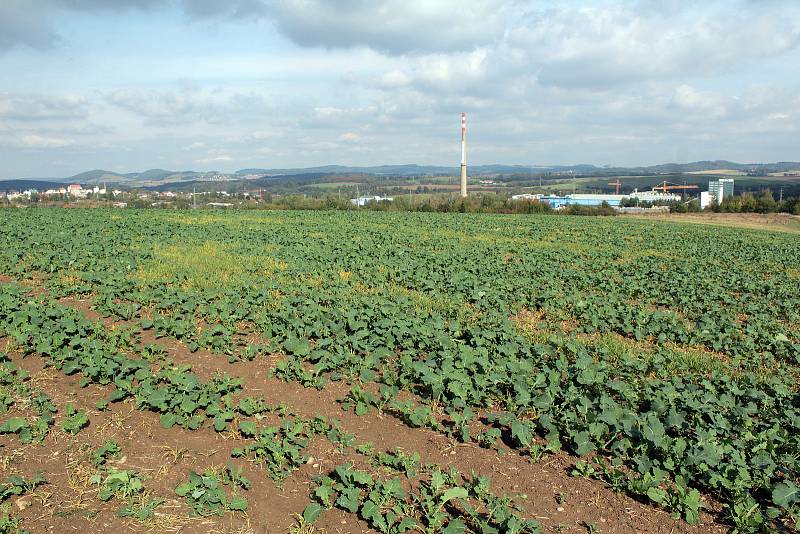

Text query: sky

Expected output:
[0,0,799,179]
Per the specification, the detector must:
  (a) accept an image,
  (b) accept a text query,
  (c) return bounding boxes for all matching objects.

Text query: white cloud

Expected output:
[263,0,513,54]
[338,132,360,142]
[20,134,73,147]
[183,141,207,151]
[670,85,731,118]
[247,130,276,140]
[194,154,233,164]
[375,1,800,96]
[379,70,410,89]
[106,88,273,125]
[0,93,88,121]
[313,107,345,120]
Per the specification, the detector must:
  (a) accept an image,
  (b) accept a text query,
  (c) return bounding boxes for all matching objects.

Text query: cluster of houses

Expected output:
[3,184,113,200]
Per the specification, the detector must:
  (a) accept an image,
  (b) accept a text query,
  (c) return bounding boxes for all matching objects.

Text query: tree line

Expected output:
[711,190,800,214]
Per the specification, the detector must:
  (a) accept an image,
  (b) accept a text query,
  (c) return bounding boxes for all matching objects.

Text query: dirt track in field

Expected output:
[621,212,800,234]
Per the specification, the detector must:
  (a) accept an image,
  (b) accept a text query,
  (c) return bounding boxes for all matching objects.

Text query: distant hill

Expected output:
[130,169,179,181]
[144,173,366,193]
[0,179,67,192]
[63,169,128,183]
[235,164,576,176]
[6,161,800,188]
[37,168,217,185]
[236,165,456,176]
[234,161,800,178]
[600,161,800,175]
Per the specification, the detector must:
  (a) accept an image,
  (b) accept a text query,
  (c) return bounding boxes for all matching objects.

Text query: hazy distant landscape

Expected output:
[3,160,800,199]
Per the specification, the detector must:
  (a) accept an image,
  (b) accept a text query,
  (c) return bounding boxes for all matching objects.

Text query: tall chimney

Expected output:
[460,112,467,197]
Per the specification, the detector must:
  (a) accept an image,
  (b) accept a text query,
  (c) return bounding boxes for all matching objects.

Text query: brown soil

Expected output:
[0,294,728,533]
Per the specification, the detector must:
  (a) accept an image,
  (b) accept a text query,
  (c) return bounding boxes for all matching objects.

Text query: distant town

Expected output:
[1,164,798,215]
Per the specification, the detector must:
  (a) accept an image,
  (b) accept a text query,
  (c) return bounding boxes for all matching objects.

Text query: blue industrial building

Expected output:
[512,194,625,209]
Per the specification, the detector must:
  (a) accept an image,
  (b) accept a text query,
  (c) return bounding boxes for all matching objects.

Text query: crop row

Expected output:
[0,210,797,365]
[0,283,540,532]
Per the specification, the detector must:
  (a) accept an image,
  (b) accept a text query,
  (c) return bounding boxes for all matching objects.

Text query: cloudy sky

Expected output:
[1,0,799,178]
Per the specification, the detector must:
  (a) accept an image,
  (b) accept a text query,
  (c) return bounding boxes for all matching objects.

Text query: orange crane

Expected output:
[651,180,699,192]
[608,177,622,194]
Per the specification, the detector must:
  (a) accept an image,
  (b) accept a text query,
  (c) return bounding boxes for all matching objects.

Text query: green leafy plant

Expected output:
[570,461,597,479]
[61,403,89,434]
[374,449,421,478]
[305,462,539,533]
[644,475,703,525]
[91,440,122,467]
[356,442,375,455]
[232,419,312,484]
[91,468,144,502]
[341,385,377,416]
[117,497,165,521]
[0,474,46,502]
[174,465,250,516]
[0,415,51,445]
[0,503,23,534]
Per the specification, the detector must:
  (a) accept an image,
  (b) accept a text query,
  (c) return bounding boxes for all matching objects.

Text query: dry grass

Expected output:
[134,241,287,289]
[0,450,23,471]
[623,213,800,234]
[510,308,740,377]
[289,514,325,534]
[97,406,137,434]
[163,213,286,227]
[686,169,745,176]
[123,495,194,533]
[509,308,550,343]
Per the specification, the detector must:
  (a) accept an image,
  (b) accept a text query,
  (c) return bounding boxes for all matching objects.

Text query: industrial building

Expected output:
[511,190,680,209]
[627,190,682,203]
[700,178,734,208]
[510,193,625,209]
[711,178,735,201]
[547,194,626,208]
[350,195,394,207]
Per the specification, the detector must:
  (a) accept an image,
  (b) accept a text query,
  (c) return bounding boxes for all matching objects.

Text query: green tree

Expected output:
[755,190,777,213]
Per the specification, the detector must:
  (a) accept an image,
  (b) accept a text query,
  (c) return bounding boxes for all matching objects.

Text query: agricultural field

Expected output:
[0,208,798,533]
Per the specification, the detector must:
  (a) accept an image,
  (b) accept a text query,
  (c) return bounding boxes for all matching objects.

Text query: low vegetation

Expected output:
[0,208,797,532]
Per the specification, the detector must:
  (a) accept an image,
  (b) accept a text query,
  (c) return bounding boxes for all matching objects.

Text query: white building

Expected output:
[709,178,734,203]
[350,196,394,207]
[627,190,681,203]
[43,187,67,196]
[66,184,90,198]
[701,178,735,208]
